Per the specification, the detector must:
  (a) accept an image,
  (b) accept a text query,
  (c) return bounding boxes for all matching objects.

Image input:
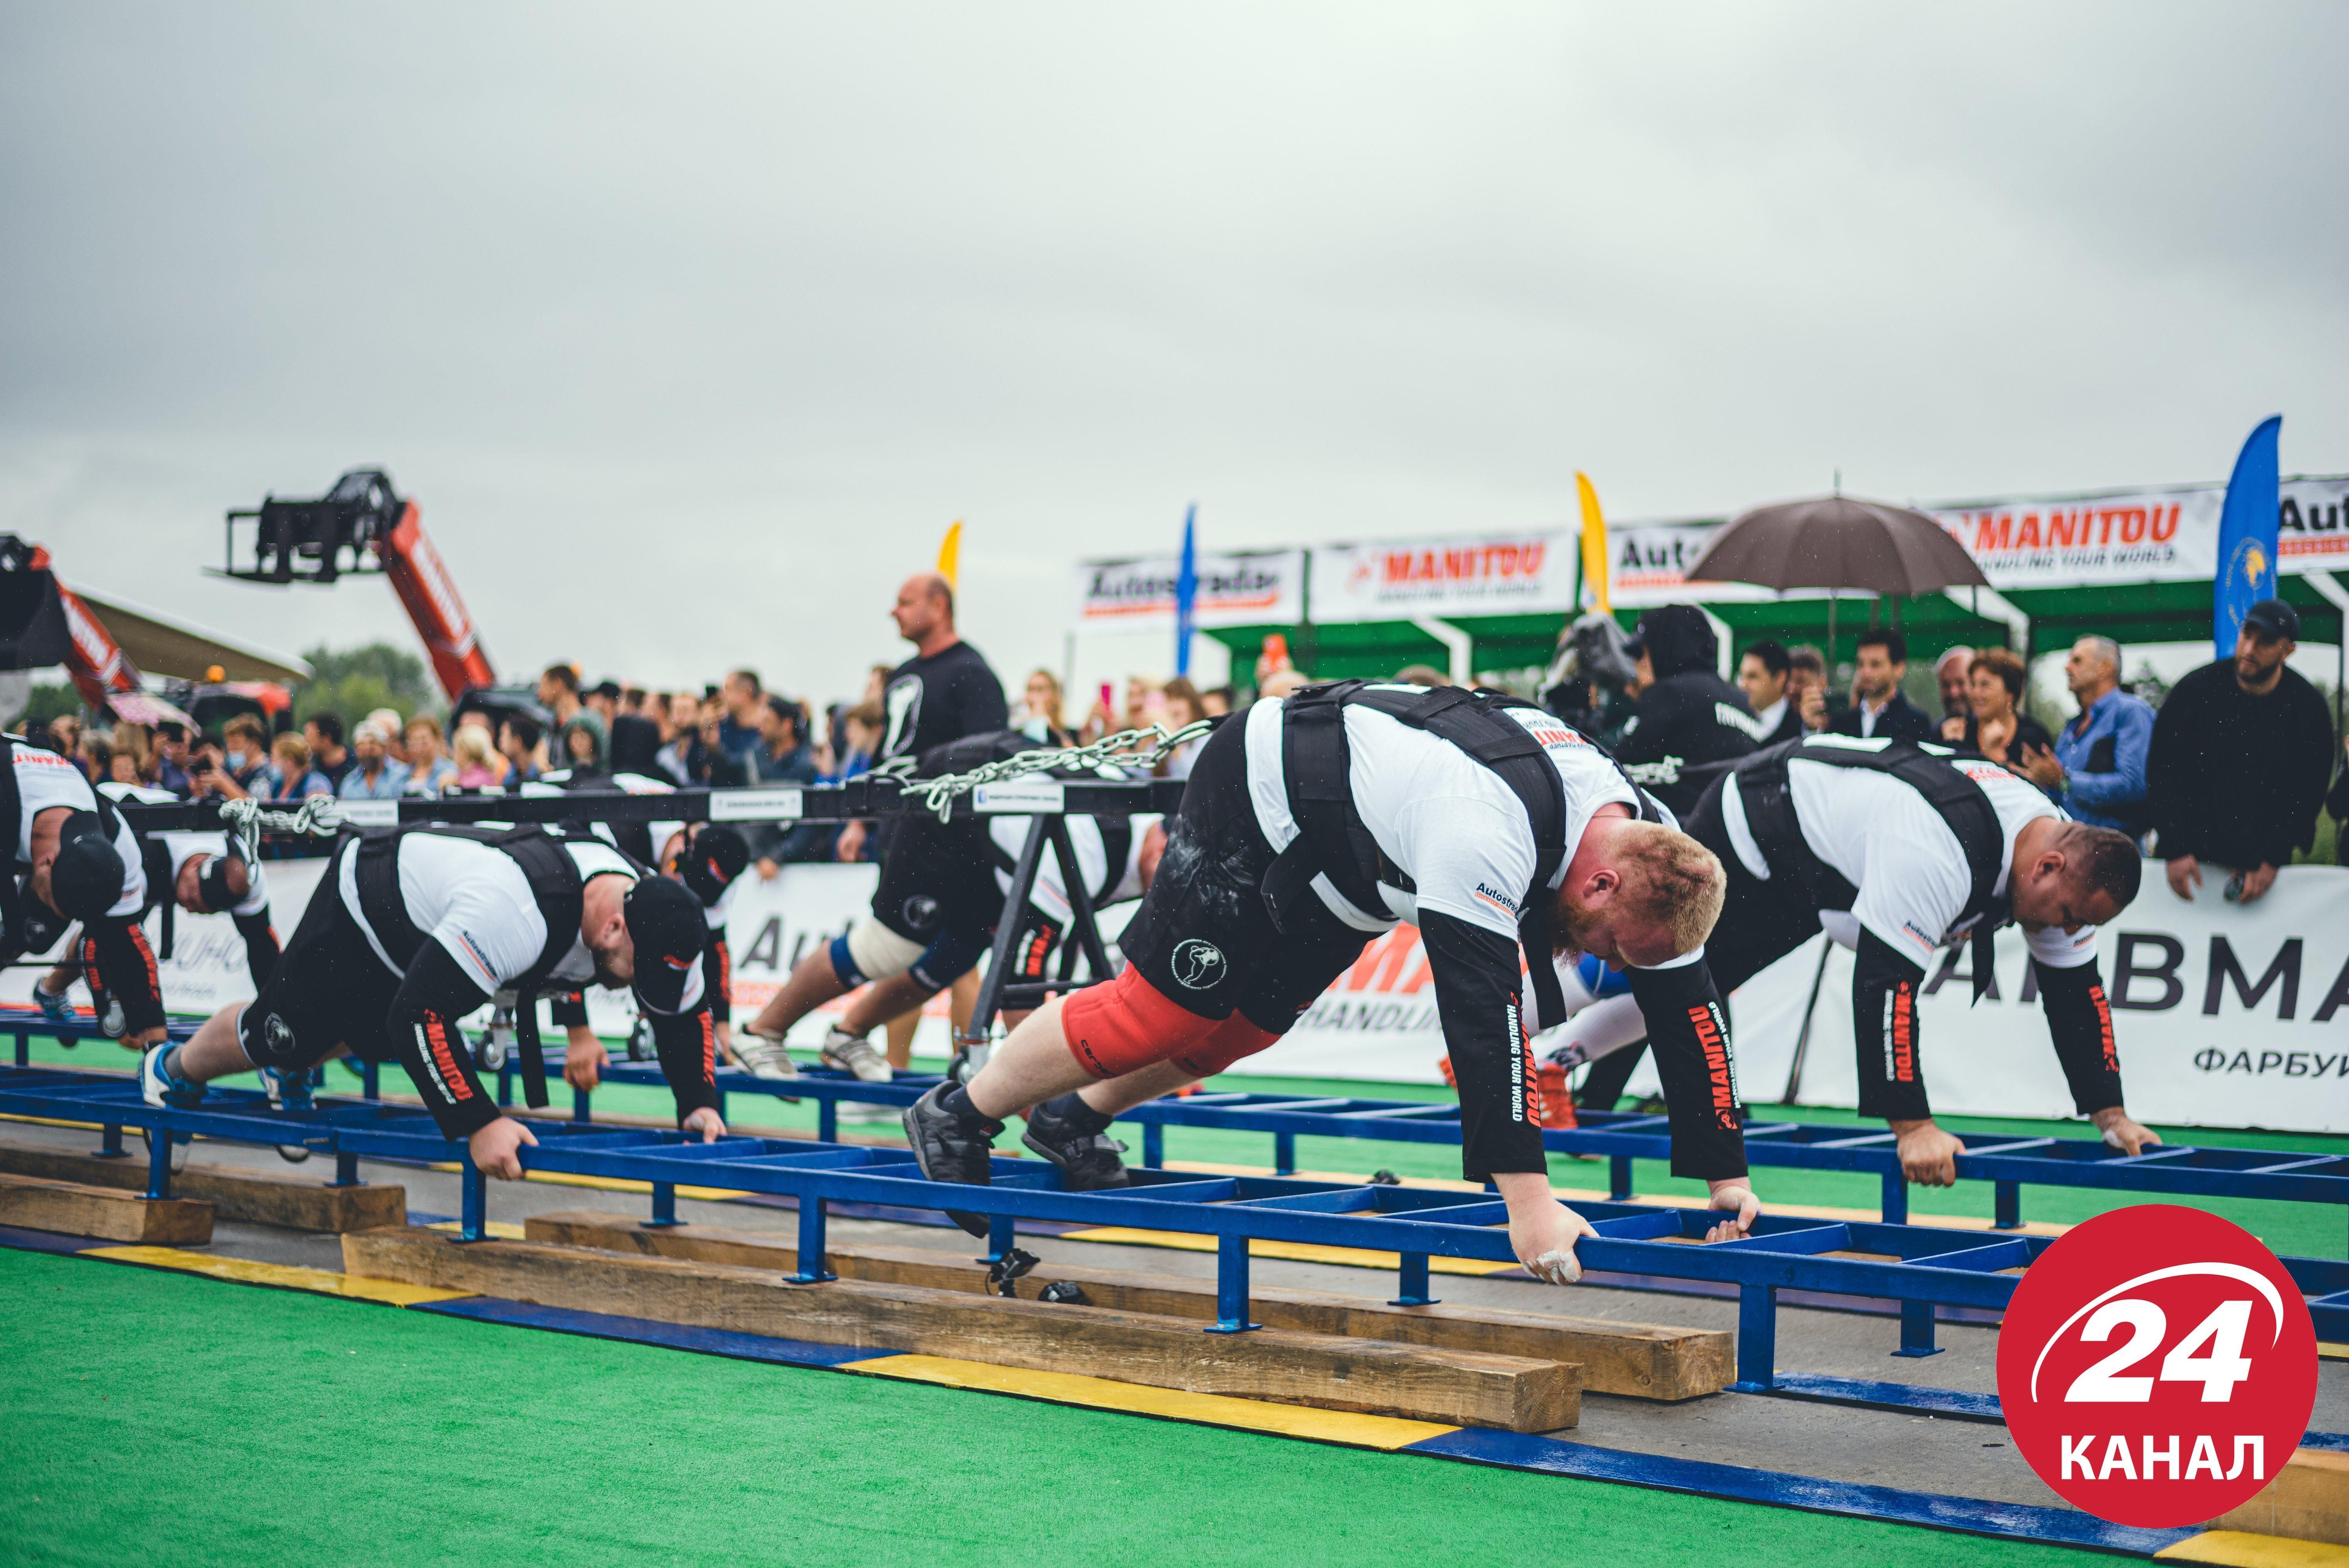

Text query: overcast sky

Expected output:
[3,2,2343,706]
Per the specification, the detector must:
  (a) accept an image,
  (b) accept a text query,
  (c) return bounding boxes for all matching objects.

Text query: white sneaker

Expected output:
[839,1101,899,1124]
[732,1035,803,1082]
[818,1028,893,1083]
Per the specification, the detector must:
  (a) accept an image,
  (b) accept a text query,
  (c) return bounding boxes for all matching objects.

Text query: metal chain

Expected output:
[216,795,348,861]
[875,721,1212,821]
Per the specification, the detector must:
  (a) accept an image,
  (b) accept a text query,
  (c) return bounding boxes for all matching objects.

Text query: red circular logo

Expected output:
[1997,1205,2316,1527]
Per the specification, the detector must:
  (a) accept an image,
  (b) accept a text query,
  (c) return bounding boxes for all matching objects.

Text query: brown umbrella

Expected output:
[1683,492,1990,665]
[1684,494,1988,596]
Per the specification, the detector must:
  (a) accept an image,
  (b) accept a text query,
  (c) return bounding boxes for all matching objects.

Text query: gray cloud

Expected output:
[3,2,2341,702]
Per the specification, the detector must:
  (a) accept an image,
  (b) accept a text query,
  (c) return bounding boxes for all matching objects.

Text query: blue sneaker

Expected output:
[139,1042,205,1109]
[32,982,72,1025]
[258,1064,314,1112]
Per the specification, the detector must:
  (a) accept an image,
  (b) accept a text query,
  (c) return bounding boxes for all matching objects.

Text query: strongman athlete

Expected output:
[907,682,1759,1282]
[4,736,163,1047]
[1558,734,2156,1186]
[140,821,716,1180]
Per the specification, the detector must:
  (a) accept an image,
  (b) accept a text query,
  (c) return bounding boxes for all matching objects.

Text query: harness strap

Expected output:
[353,823,590,1110]
[1263,681,1645,1030]
[1733,736,2009,1001]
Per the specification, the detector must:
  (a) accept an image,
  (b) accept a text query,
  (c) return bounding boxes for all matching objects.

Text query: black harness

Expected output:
[353,822,592,1109]
[1732,735,2009,1000]
[1261,681,1661,1029]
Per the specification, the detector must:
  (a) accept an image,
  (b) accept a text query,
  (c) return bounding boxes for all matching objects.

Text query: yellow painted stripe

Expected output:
[423,1219,530,1240]
[81,1245,474,1306]
[2320,1341,2349,1362]
[842,1353,1457,1450]
[0,1112,107,1132]
[1059,1227,1520,1276]
[2156,1531,2349,1566]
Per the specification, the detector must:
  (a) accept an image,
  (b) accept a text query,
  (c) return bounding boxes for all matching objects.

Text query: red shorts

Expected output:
[1060,965,1280,1081]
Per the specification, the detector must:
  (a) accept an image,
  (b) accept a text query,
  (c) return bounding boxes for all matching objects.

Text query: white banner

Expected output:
[1311,529,1577,622]
[1595,477,2349,605]
[1616,861,2349,1135]
[1072,550,1304,631]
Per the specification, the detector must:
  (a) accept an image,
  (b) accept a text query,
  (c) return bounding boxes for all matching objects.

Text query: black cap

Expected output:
[50,812,125,921]
[193,852,243,915]
[624,875,706,1012]
[679,825,748,907]
[2242,598,2301,641]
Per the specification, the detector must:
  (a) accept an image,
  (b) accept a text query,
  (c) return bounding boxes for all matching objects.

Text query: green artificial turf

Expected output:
[0,1248,2114,1568]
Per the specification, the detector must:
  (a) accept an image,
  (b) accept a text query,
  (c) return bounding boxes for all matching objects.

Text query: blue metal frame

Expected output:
[548,1059,2349,1242]
[11,1062,2349,1400]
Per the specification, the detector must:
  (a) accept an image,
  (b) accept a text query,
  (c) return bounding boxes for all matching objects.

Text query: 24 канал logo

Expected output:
[1997,1205,2315,1527]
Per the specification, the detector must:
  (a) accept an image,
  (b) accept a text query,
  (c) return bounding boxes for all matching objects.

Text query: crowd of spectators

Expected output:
[27,568,2349,902]
[1704,599,2349,903]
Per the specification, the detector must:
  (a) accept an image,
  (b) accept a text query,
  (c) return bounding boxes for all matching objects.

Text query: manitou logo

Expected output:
[1687,1003,1736,1128]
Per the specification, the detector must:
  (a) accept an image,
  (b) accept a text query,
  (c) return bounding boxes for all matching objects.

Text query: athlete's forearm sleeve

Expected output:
[1622,960,1748,1181]
[548,991,588,1028]
[80,919,165,1035]
[649,1004,721,1123]
[702,932,731,1024]
[1853,930,1930,1123]
[2034,957,2124,1116]
[231,910,280,994]
[387,941,499,1141]
[1419,911,1545,1183]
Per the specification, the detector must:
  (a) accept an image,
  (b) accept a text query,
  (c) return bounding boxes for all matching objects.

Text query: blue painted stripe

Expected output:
[0,1222,102,1256]
[2298,1429,2349,1452]
[1760,1372,2005,1424]
[411,1294,897,1369]
[1399,1427,2193,1556]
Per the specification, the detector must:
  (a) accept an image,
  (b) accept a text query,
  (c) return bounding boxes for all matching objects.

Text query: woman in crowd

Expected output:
[260,731,332,803]
[558,714,606,777]
[1157,675,1207,778]
[1949,647,2057,786]
[403,714,458,794]
[1022,669,1065,732]
[449,721,507,788]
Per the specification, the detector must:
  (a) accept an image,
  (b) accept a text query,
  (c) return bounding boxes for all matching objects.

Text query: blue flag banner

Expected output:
[2214,415,2283,659]
[1174,502,1198,677]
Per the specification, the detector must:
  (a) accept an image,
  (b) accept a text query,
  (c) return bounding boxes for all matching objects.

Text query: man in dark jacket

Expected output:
[2148,599,2335,905]
[1829,628,1935,743]
[1611,604,1766,818]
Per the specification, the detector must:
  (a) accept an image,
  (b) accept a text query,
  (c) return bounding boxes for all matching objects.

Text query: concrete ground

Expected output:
[22,1115,2341,1519]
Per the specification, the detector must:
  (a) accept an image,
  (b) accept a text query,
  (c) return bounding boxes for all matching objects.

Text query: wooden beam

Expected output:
[2209,1448,2349,1547]
[0,1172,212,1244]
[346,1225,1577,1432]
[523,1209,1727,1402]
[0,1139,403,1233]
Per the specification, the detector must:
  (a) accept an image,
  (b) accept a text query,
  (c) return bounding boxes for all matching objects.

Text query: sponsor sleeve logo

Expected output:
[1471,882,1522,919]
[1688,1003,1740,1130]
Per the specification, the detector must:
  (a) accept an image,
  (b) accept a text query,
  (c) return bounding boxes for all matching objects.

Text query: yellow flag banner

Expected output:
[937,520,963,589]
[1575,473,1610,614]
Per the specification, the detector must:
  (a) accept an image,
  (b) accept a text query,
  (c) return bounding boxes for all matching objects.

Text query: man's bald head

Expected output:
[892,572,957,647]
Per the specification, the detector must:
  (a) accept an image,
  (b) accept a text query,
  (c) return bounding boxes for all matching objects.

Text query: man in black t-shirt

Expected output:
[836,572,1009,862]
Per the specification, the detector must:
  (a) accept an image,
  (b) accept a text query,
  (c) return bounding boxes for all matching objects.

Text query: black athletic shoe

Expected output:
[903,1083,1002,1237]
[1021,1093,1131,1190]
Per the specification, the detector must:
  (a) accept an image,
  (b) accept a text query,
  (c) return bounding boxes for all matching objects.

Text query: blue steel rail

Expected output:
[9,1061,2349,1397]
[551,1059,2349,1240]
